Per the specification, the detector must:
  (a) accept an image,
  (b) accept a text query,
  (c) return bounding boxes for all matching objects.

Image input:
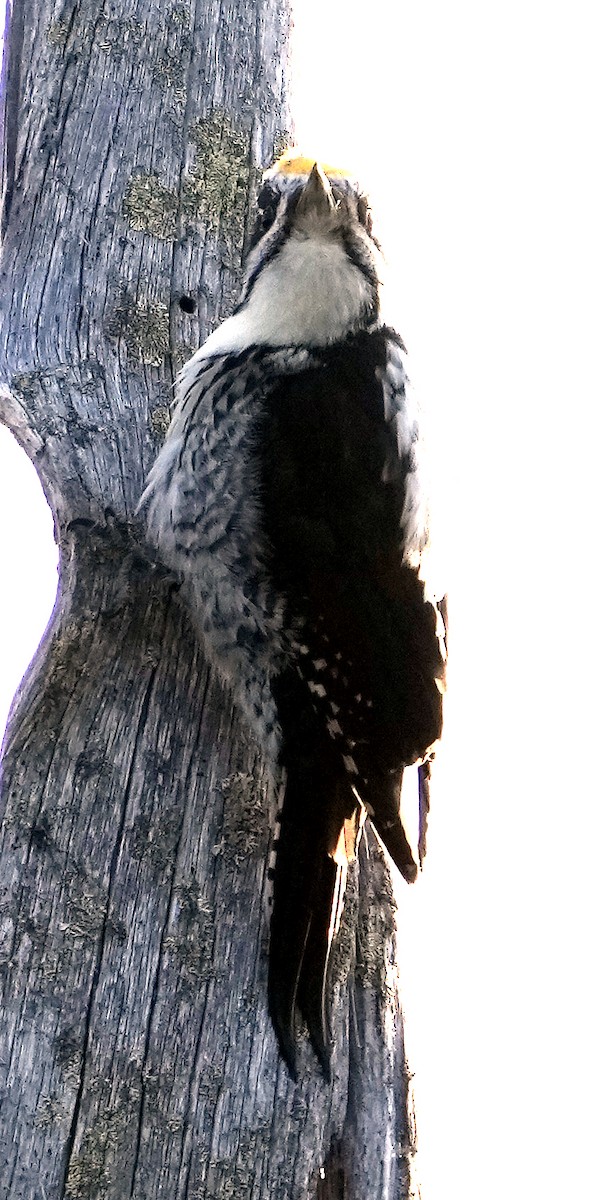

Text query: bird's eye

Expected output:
[357,196,373,235]
[246,185,280,255]
[257,185,280,232]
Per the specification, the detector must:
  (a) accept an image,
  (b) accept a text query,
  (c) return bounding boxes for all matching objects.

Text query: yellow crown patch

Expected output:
[269,151,352,180]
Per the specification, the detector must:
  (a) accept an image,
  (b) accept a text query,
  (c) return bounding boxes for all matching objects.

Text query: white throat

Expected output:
[199,235,376,358]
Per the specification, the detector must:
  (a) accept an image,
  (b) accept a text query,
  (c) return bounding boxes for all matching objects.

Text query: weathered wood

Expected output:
[0,2,415,1197]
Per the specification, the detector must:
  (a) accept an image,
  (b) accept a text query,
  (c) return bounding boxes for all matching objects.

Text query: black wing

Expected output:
[259,329,445,1074]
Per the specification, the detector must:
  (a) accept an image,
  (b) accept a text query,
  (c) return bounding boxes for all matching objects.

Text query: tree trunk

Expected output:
[0,3,415,1197]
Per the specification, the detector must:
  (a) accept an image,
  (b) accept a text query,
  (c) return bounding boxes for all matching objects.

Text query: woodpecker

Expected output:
[140,152,446,1078]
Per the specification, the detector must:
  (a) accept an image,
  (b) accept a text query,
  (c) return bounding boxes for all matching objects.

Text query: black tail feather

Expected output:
[365,771,418,883]
[296,855,343,1079]
[417,757,432,867]
[268,758,342,1079]
[268,896,312,1080]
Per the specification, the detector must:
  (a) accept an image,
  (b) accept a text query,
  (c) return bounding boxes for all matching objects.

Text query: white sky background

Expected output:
[1,2,605,1197]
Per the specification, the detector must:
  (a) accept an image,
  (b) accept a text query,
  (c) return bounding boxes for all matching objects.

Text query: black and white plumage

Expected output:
[140,154,446,1078]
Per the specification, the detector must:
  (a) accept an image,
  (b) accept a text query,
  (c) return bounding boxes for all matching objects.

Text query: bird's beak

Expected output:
[296,162,337,220]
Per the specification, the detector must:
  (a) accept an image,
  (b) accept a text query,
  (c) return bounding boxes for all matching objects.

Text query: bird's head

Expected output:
[233,152,383,349]
[248,152,377,251]
[195,152,384,358]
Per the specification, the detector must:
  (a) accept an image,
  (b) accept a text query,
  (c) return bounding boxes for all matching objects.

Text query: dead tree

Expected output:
[0,2,416,1196]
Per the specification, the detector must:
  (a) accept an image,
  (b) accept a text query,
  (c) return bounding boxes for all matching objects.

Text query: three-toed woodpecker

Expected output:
[140,152,446,1078]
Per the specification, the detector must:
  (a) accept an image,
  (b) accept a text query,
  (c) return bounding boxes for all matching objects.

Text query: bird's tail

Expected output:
[268,756,360,1080]
[357,767,419,883]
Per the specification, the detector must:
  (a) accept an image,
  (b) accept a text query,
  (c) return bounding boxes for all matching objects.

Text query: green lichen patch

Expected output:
[53,1025,84,1088]
[149,403,172,440]
[64,1104,128,1198]
[168,3,191,27]
[131,805,182,872]
[219,771,268,860]
[183,112,250,239]
[170,340,197,373]
[163,881,215,986]
[60,869,106,944]
[123,173,178,241]
[152,51,187,104]
[122,113,254,252]
[106,292,170,366]
[152,8,192,103]
[271,129,292,165]
[10,370,44,401]
[47,19,70,48]
[96,16,144,59]
[36,1093,68,1128]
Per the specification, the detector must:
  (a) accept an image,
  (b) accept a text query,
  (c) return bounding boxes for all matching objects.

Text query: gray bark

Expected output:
[0,2,415,1197]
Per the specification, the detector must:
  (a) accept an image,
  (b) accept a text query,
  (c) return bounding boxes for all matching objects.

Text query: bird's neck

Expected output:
[200,235,380,357]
